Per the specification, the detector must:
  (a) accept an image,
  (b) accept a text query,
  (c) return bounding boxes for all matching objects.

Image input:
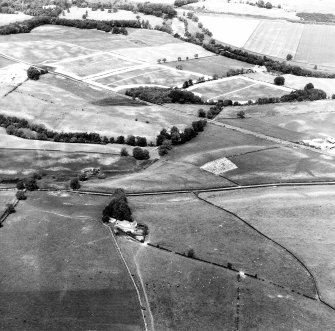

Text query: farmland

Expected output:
[199,185,335,306]
[198,14,260,47]
[1,11,335,330]
[95,65,201,88]
[188,76,291,101]
[0,13,32,26]
[0,192,144,330]
[164,55,253,76]
[244,21,304,59]
[294,24,335,69]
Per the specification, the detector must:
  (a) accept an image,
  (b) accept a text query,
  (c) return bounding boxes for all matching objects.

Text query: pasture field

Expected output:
[224,146,335,185]
[0,57,14,68]
[226,82,291,102]
[96,66,200,88]
[120,239,237,331]
[219,118,312,142]
[164,55,254,77]
[0,76,192,141]
[197,14,260,48]
[0,148,146,183]
[84,159,235,193]
[245,72,335,97]
[243,21,304,59]
[0,13,32,26]
[268,0,335,14]
[129,193,315,295]
[0,191,144,330]
[0,191,15,210]
[55,52,138,78]
[166,123,275,166]
[294,24,335,68]
[122,239,335,331]
[111,42,213,63]
[199,185,335,307]
[217,99,335,119]
[0,127,139,155]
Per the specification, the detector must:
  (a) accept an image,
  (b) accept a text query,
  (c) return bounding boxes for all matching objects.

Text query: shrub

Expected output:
[16,181,25,190]
[198,108,206,118]
[133,147,150,160]
[120,147,129,156]
[286,54,293,61]
[116,136,125,144]
[70,178,80,190]
[5,203,15,214]
[27,66,41,80]
[237,110,245,119]
[304,83,314,90]
[23,177,38,191]
[186,248,195,258]
[274,76,285,86]
[16,191,27,200]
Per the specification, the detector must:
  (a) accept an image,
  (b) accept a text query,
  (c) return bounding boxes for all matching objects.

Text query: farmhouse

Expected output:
[109,218,145,241]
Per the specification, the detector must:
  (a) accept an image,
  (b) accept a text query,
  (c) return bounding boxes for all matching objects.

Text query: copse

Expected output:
[102,188,132,223]
[27,67,41,80]
[16,191,27,200]
[132,147,150,160]
[69,178,80,190]
[274,76,285,86]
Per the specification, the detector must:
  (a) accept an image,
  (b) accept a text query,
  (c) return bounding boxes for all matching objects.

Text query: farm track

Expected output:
[102,223,153,331]
[37,180,335,197]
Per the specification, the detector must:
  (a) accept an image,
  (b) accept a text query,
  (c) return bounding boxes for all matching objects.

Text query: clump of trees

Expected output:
[16,177,39,191]
[27,66,47,80]
[296,12,335,23]
[274,76,285,86]
[102,188,132,223]
[16,191,27,200]
[157,120,207,156]
[174,0,199,7]
[69,178,80,190]
[125,87,203,104]
[133,147,150,160]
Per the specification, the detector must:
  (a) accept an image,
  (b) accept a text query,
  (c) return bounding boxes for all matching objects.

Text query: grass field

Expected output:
[224,146,335,185]
[294,24,335,68]
[244,21,304,59]
[120,239,237,331]
[96,66,200,88]
[245,72,335,97]
[164,55,253,77]
[0,192,144,330]
[0,13,32,26]
[269,0,335,14]
[55,53,139,78]
[198,14,260,48]
[129,193,315,294]
[0,57,14,68]
[0,75,192,141]
[226,82,290,102]
[0,190,15,211]
[199,185,335,307]
[122,238,335,330]
[110,42,213,63]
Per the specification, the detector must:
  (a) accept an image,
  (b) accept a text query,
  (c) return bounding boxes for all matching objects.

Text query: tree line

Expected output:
[174,0,199,8]
[0,16,140,35]
[156,120,207,156]
[0,113,151,147]
[125,87,203,104]
[202,42,335,79]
